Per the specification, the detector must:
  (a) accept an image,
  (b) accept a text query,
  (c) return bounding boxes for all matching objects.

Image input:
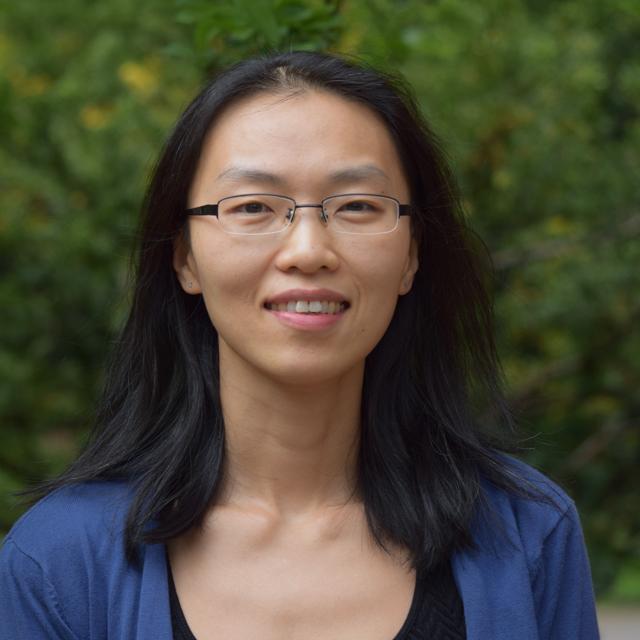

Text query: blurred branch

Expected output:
[562,415,638,473]
[508,353,583,410]
[506,299,640,412]
[493,212,640,271]
[0,452,37,485]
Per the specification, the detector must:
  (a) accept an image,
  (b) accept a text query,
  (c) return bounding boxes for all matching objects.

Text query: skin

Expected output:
[171,89,419,638]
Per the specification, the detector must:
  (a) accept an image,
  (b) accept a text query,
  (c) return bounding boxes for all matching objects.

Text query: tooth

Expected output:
[309,301,322,313]
[328,301,336,313]
[296,301,309,312]
[277,303,287,311]
[287,301,297,312]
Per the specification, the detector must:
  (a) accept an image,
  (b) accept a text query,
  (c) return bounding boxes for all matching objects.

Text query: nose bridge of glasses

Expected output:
[289,202,329,225]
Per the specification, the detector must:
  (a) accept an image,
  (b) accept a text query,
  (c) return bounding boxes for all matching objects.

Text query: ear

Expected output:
[399,238,419,296]
[173,230,202,295]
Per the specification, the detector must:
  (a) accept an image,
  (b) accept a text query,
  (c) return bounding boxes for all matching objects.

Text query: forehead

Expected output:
[189,89,409,200]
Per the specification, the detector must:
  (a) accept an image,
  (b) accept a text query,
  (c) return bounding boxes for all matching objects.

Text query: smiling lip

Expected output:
[264,288,350,331]
[264,288,350,306]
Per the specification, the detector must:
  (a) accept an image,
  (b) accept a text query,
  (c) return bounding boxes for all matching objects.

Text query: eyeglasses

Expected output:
[185,193,411,236]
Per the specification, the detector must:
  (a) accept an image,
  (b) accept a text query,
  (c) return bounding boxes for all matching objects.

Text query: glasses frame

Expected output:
[185,193,412,236]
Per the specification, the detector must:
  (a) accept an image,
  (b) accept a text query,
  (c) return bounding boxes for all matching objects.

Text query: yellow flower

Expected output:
[80,104,114,129]
[9,69,51,97]
[118,60,158,96]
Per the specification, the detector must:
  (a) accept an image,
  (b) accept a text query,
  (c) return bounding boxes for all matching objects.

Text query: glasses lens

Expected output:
[217,195,293,235]
[323,195,399,234]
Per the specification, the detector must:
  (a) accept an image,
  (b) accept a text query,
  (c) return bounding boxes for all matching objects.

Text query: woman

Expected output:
[0,51,599,639]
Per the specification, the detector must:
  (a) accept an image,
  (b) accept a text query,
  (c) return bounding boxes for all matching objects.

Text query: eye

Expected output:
[333,197,386,216]
[339,199,375,212]
[230,200,275,215]
[217,195,292,234]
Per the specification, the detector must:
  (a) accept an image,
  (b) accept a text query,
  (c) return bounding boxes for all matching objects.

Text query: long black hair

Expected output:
[31,51,544,569]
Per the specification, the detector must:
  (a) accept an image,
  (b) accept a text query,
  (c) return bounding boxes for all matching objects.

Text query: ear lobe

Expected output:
[399,239,419,296]
[399,273,415,295]
[173,232,202,295]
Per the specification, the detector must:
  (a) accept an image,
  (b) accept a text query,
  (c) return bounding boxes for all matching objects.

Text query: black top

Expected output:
[168,559,466,639]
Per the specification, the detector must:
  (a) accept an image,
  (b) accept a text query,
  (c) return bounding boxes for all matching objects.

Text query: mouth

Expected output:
[264,288,351,316]
[264,300,349,315]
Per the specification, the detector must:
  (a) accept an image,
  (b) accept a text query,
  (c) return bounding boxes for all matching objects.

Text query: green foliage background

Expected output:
[1,0,638,600]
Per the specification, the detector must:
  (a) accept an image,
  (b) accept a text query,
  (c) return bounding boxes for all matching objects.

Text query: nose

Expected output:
[274,206,340,274]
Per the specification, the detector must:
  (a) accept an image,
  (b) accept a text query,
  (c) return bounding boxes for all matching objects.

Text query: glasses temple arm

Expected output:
[185,205,219,217]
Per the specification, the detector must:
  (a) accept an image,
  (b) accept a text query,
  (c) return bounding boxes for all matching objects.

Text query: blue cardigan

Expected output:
[0,459,600,639]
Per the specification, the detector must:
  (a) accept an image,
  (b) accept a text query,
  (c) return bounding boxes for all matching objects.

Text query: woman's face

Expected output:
[174,89,418,386]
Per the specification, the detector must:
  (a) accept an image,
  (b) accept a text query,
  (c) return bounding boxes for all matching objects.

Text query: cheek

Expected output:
[347,238,411,332]
[191,237,267,325]
[349,235,410,297]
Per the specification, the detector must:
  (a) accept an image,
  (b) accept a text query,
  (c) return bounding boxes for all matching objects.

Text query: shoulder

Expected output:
[452,455,599,639]
[1,481,135,590]
[475,454,580,564]
[4,480,134,562]
[484,454,575,531]
[0,481,171,639]
[0,482,138,639]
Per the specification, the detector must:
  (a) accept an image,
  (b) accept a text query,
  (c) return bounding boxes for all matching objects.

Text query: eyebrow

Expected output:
[216,167,284,186]
[215,164,391,187]
[328,165,391,184]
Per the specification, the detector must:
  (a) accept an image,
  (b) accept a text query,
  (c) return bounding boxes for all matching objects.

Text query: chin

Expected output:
[217,333,374,389]
[259,357,364,388]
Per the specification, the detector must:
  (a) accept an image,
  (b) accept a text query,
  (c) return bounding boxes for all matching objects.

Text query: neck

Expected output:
[216,343,363,520]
